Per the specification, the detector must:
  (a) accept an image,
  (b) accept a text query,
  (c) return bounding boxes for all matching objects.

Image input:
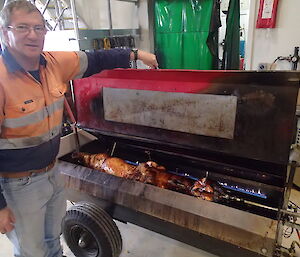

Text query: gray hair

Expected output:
[0,0,44,28]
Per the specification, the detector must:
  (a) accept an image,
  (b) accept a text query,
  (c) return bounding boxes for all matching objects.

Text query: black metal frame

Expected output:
[65,188,265,257]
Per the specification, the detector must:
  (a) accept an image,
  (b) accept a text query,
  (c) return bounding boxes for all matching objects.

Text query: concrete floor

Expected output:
[1,191,300,257]
[0,224,218,257]
[0,207,217,257]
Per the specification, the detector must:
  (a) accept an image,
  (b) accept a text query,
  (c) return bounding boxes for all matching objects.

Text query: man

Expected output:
[0,1,158,257]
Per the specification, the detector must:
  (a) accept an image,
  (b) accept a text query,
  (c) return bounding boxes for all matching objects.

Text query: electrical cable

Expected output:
[293,183,300,192]
[270,56,288,70]
[283,201,300,239]
[283,226,294,238]
[291,240,300,250]
[289,200,300,211]
[270,57,279,70]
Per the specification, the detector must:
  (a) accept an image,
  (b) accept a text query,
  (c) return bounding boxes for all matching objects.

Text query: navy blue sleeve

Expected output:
[83,48,131,78]
[0,186,7,210]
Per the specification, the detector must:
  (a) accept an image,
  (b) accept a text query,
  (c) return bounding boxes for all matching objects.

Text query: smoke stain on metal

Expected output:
[103,88,237,139]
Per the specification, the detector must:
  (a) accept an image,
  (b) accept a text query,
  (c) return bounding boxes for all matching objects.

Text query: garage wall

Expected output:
[75,0,151,52]
[2,0,299,70]
[246,0,300,70]
[75,0,137,29]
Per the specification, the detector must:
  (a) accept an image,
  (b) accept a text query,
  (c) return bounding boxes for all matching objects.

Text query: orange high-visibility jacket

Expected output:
[0,50,88,172]
[0,47,131,175]
[0,47,131,209]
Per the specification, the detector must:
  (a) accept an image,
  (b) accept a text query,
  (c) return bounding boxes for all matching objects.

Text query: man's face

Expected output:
[3,9,46,60]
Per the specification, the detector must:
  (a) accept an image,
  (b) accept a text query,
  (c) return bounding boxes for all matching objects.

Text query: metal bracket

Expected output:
[274,161,299,257]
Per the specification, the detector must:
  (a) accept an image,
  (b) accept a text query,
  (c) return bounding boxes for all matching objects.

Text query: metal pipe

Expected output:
[54,0,64,30]
[274,162,297,253]
[68,81,80,153]
[107,0,113,36]
[70,0,79,41]
[292,47,299,70]
[53,8,68,31]
[283,162,297,210]
[147,0,155,53]
[280,209,300,218]
[41,0,52,15]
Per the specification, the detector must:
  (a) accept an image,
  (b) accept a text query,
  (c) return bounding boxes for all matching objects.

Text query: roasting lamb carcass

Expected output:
[73,152,215,201]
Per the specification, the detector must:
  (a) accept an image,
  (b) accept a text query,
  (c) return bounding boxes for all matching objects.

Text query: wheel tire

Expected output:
[62,202,122,257]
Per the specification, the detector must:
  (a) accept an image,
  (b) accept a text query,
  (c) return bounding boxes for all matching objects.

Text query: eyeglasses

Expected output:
[7,25,47,35]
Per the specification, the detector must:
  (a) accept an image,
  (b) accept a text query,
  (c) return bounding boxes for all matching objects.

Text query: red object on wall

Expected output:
[256,0,279,28]
[239,58,245,70]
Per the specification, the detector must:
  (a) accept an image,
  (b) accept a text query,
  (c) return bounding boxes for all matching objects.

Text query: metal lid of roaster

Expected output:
[73,69,300,166]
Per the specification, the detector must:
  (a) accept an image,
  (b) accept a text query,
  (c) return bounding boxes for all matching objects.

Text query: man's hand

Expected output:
[130,50,158,69]
[0,207,15,234]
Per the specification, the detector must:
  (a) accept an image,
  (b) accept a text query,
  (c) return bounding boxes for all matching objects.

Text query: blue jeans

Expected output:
[0,162,66,257]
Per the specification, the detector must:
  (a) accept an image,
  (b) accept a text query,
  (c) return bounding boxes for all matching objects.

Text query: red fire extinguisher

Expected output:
[256,0,279,28]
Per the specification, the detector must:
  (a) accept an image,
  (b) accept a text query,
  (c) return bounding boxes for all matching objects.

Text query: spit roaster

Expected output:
[59,69,300,257]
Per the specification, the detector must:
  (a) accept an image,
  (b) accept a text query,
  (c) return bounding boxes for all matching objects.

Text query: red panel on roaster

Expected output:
[73,69,227,128]
[72,69,299,165]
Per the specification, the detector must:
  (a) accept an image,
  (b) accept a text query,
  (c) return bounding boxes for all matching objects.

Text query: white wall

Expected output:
[74,0,151,52]
[246,0,300,70]
[75,0,137,29]
[43,0,300,70]
[44,30,79,51]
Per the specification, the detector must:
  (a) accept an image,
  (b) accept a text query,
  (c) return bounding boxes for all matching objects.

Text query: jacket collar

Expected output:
[2,47,47,72]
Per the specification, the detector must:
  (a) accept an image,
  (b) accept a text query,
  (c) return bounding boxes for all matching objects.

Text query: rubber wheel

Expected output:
[62,202,122,257]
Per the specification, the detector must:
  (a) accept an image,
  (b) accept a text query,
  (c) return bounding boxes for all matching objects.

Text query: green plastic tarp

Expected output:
[154,0,220,70]
[221,0,240,70]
